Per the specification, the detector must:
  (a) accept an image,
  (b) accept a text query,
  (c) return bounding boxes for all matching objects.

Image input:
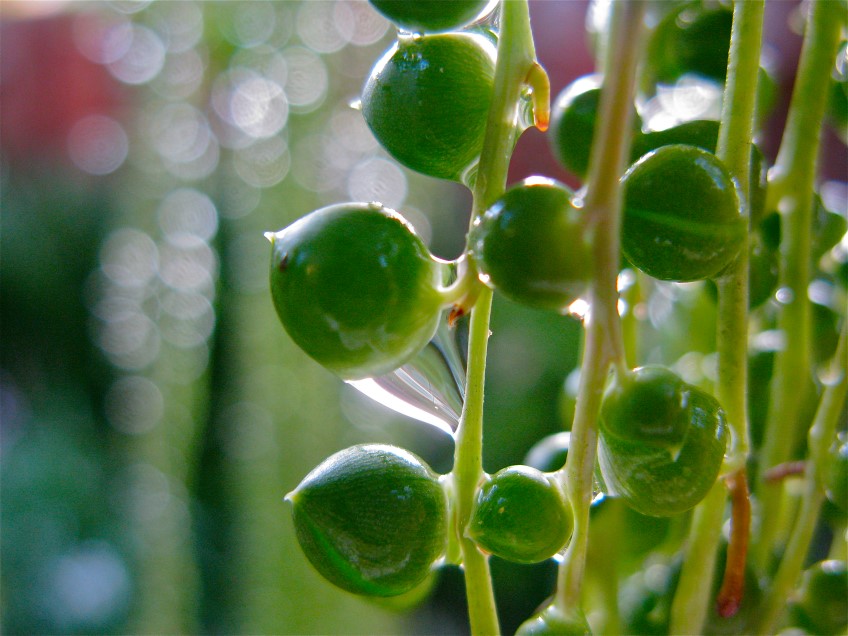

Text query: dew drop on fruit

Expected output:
[346,312,467,436]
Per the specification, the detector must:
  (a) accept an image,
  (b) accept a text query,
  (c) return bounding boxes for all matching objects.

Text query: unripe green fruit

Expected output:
[631,119,719,159]
[362,33,495,183]
[268,202,443,380]
[468,177,591,312]
[598,368,728,517]
[643,1,733,90]
[516,604,592,635]
[368,0,491,33]
[621,144,744,282]
[600,366,691,450]
[468,465,572,564]
[549,74,641,180]
[524,432,570,473]
[287,444,448,597]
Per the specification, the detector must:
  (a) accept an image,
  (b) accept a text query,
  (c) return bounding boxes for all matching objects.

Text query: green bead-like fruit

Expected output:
[643,1,733,90]
[287,444,448,597]
[549,74,641,180]
[621,144,743,282]
[790,560,848,635]
[524,432,570,473]
[516,604,593,635]
[600,366,691,450]
[598,368,728,517]
[631,119,719,159]
[362,33,495,183]
[368,0,491,33]
[268,202,443,380]
[469,177,591,312]
[468,465,572,564]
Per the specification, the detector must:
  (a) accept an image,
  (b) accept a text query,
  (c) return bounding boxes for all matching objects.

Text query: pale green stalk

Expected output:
[452,2,544,633]
[756,325,847,635]
[555,0,644,611]
[756,0,845,566]
[669,482,727,634]
[670,0,764,628]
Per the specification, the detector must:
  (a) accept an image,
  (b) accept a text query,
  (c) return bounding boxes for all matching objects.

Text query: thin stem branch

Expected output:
[756,324,848,635]
[712,0,764,619]
[556,0,644,611]
[756,0,844,566]
[452,2,545,633]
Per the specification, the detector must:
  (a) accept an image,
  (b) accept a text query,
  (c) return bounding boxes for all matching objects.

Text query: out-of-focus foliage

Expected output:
[0,2,575,633]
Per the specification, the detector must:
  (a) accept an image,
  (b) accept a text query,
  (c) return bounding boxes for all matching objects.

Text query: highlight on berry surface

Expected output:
[286,444,448,597]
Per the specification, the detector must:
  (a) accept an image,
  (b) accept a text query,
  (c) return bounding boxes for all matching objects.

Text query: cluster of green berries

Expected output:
[266,0,846,625]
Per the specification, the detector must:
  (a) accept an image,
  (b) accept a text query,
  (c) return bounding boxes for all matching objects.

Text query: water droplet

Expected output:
[347,314,467,436]
[775,286,794,304]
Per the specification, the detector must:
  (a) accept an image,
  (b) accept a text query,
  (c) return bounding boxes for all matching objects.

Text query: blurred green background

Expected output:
[0,2,585,633]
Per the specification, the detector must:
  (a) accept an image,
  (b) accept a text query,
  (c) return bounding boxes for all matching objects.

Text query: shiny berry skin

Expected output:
[468,465,572,564]
[368,0,491,33]
[600,366,692,450]
[287,444,448,597]
[631,119,719,159]
[598,368,729,517]
[524,431,570,473]
[268,202,443,380]
[361,33,496,183]
[549,74,641,180]
[468,178,591,312]
[643,1,733,89]
[621,144,744,282]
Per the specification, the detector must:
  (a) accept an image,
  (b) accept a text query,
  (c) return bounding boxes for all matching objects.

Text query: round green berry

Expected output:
[368,0,491,33]
[268,202,443,380]
[600,366,691,451]
[468,177,591,312]
[361,32,495,183]
[524,432,570,473]
[598,369,728,517]
[643,1,733,90]
[549,74,641,180]
[621,144,744,282]
[468,465,572,564]
[631,119,719,159]
[287,444,448,597]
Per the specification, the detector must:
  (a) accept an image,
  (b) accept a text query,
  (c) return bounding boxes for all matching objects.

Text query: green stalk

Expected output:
[452,2,543,633]
[756,325,847,635]
[756,0,844,566]
[671,0,764,628]
[556,0,644,611]
[669,482,727,634]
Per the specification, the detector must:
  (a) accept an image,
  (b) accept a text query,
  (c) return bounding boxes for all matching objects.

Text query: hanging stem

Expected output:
[756,324,847,635]
[713,0,764,618]
[555,0,644,611]
[671,0,764,628]
[451,2,546,634]
[755,0,844,566]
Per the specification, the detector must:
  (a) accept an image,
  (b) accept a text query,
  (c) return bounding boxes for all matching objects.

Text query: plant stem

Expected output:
[669,482,727,635]
[670,0,764,626]
[451,2,543,633]
[756,324,848,635]
[755,0,844,567]
[714,0,764,618]
[556,0,644,611]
